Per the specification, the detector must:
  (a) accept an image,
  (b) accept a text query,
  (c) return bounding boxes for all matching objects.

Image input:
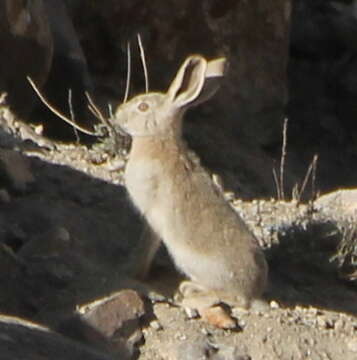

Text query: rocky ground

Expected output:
[0,109,356,360]
[1,1,357,359]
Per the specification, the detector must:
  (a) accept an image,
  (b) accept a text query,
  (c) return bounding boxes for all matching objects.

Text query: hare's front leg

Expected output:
[132,225,161,280]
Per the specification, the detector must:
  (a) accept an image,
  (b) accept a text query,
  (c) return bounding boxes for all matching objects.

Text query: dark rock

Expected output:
[287,0,357,196]
[0,148,35,192]
[56,315,131,359]
[33,0,98,139]
[80,289,145,338]
[0,244,34,317]
[0,314,115,360]
[80,289,145,357]
[0,0,53,117]
[18,226,71,259]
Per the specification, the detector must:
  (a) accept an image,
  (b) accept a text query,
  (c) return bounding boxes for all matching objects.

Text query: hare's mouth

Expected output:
[108,115,130,138]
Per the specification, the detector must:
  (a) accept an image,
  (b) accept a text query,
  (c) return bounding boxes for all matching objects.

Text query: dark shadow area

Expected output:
[265,219,357,315]
[0,153,145,317]
[0,316,116,360]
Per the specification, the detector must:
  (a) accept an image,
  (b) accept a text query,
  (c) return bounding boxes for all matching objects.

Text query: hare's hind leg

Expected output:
[178,280,221,311]
[179,281,254,312]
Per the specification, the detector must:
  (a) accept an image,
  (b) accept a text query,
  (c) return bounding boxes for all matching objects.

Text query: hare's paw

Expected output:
[178,281,220,310]
[178,281,237,329]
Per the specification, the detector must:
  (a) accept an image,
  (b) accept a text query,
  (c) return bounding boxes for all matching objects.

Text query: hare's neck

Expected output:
[129,135,186,160]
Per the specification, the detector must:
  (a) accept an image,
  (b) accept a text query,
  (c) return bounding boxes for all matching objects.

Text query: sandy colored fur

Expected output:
[113,56,268,310]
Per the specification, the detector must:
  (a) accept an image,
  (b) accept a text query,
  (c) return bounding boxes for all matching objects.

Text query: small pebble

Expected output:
[334,318,345,331]
[150,320,162,331]
[184,307,199,319]
[270,300,280,309]
[347,339,357,352]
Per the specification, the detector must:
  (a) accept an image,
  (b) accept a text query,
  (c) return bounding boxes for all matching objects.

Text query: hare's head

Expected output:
[111,55,226,138]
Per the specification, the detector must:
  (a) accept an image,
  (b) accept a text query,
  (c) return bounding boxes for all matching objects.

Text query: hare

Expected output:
[111,55,268,311]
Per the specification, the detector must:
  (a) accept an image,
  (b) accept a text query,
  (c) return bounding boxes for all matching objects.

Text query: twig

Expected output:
[279,118,288,200]
[123,41,131,103]
[311,154,318,201]
[0,92,7,106]
[84,92,123,138]
[296,154,318,203]
[137,33,149,93]
[272,167,281,199]
[108,103,113,118]
[27,77,97,136]
[67,89,80,143]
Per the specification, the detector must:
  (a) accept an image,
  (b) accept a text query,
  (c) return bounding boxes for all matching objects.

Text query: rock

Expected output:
[212,346,252,360]
[0,0,53,117]
[199,306,237,330]
[0,149,35,192]
[56,315,131,359]
[0,244,33,317]
[171,339,251,360]
[270,300,280,309]
[347,338,357,352]
[79,289,145,337]
[18,226,71,258]
[35,0,97,139]
[79,289,145,355]
[172,339,214,360]
[78,290,145,356]
[287,0,357,196]
[0,314,115,360]
[315,189,357,216]
[149,320,162,330]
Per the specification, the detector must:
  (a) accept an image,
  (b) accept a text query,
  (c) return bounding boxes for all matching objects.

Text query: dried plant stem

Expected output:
[311,154,318,200]
[137,33,149,93]
[272,167,281,199]
[123,41,131,103]
[27,77,97,136]
[67,89,80,142]
[279,118,288,200]
[297,154,318,203]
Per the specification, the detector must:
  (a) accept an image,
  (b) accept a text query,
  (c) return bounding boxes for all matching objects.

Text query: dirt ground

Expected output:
[0,109,356,359]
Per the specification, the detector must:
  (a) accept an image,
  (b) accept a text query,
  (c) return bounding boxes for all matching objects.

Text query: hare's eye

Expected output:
[138,102,149,112]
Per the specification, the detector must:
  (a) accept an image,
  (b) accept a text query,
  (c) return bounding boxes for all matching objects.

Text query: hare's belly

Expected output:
[164,239,230,285]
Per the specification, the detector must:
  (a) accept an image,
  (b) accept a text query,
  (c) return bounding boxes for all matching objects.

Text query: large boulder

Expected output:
[0,0,53,117]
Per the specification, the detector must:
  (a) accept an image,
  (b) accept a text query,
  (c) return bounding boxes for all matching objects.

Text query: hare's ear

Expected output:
[195,57,227,107]
[167,56,207,108]
[167,55,227,108]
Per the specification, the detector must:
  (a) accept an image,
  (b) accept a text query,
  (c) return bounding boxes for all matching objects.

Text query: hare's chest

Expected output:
[124,157,165,210]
